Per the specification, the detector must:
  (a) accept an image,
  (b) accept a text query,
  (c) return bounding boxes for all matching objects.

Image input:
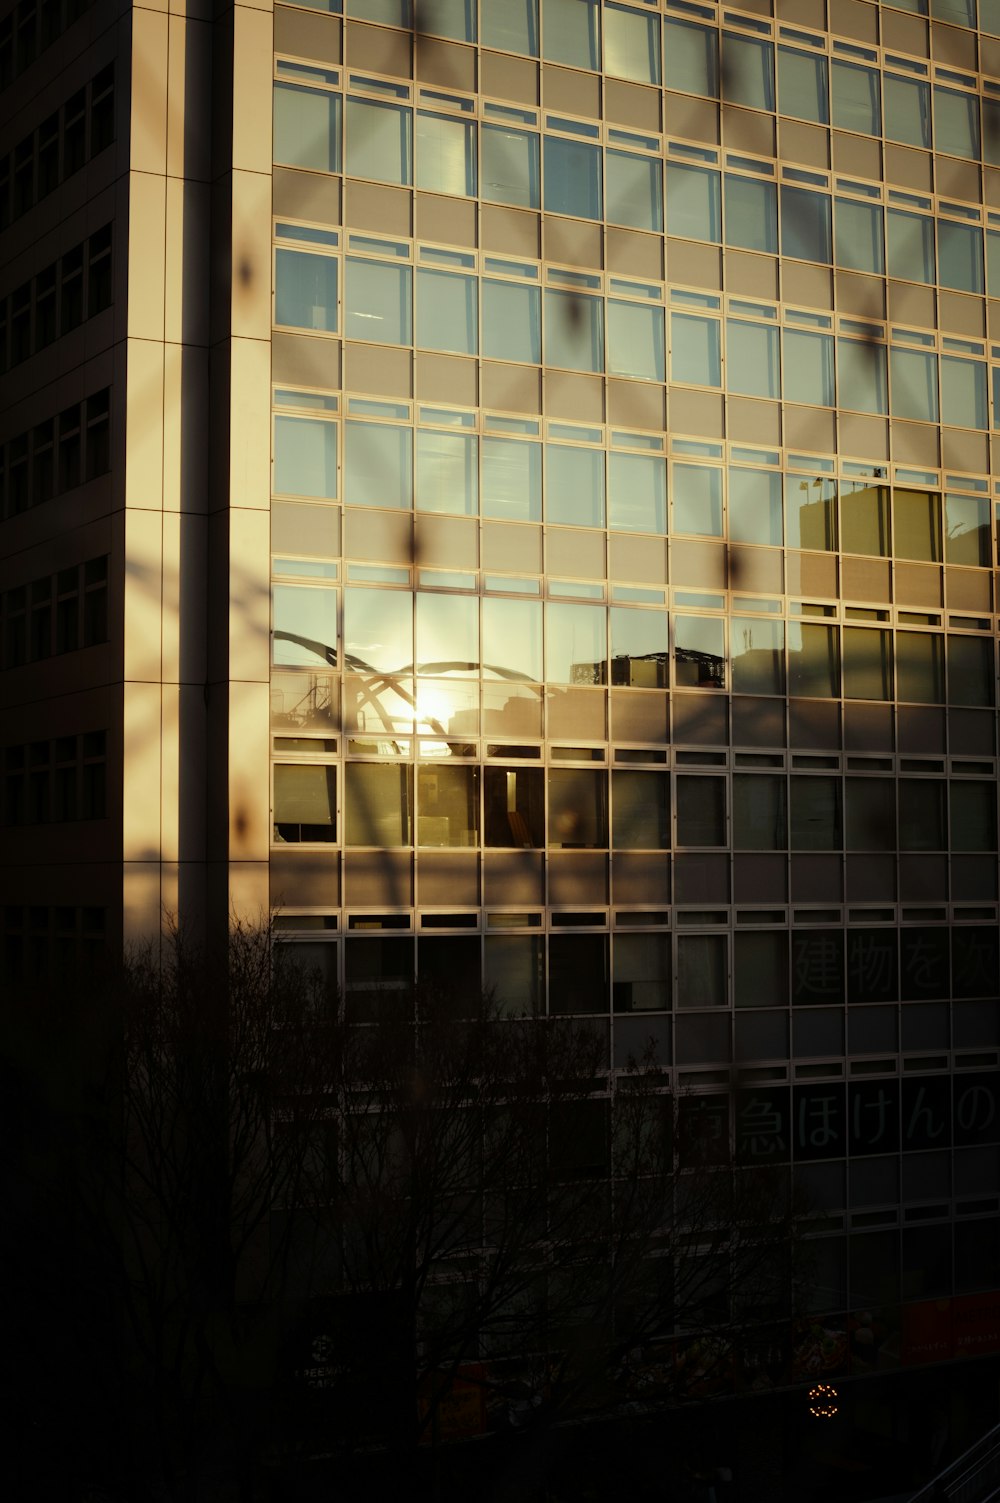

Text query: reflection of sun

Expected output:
[415,683,457,733]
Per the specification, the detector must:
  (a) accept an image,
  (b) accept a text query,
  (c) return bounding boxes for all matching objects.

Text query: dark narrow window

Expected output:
[30,577,52,660]
[37,110,60,196]
[35,263,57,348]
[57,404,81,491]
[85,388,110,478]
[87,225,112,314]
[31,419,54,506]
[63,88,86,174]
[90,64,114,154]
[60,244,84,333]
[55,567,79,654]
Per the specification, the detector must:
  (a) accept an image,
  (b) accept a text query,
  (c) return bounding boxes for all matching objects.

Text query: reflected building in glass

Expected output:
[4,0,1000,1363]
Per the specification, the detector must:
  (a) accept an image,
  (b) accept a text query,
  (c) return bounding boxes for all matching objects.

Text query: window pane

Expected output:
[605,2,660,84]
[484,767,544,848]
[726,321,780,399]
[843,628,892,701]
[607,150,663,232]
[344,420,412,509]
[941,358,987,430]
[482,0,538,55]
[896,631,944,703]
[735,931,789,1008]
[671,313,721,386]
[346,0,410,21]
[543,135,602,219]
[416,593,478,675]
[415,112,476,196]
[845,778,895,850]
[784,329,834,407]
[724,175,777,253]
[607,300,664,382]
[672,462,722,536]
[547,604,601,688]
[890,348,938,424]
[837,339,888,415]
[787,475,837,551]
[420,0,475,42]
[945,494,991,567]
[482,280,541,363]
[344,587,411,672]
[546,444,604,527]
[415,429,477,516]
[731,617,785,696]
[781,185,832,263]
[666,164,721,242]
[723,34,774,111]
[345,762,412,846]
[790,776,842,849]
[344,258,411,344]
[545,601,607,684]
[544,290,604,372]
[779,46,828,124]
[831,60,880,135]
[788,623,840,698]
[274,415,337,499]
[483,596,542,682]
[275,249,338,333]
[550,935,609,1013]
[608,451,666,535]
[836,198,884,274]
[951,782,998,852]
[729,467,782,546]
[677,775,725,845]
[486,935,543,1016]
[884,75,931,149]
[612,770,669,849]
[274,83,341,173]
[543,0,600,70]
[416,268,477,354]
[939,220,984,293]
[986,98,1000,165]
[893,490,941,562]
[674,616,725,688]
[733,774,786,848]
[482,437,541,522]
[934,87,979,160]
[677,934,727,1008]
[417,764,478,847]
[274,764,336,843]
[887,210,935,283]
[664,19,718,97]
[900,779,946,850]
[613,933,670,1012]
[948,635,995,706]
[548,767,608,847]
[345,97,412,185]
[989,231,1000,297]
[610,606,669,688]
[481,124,540,208]
[273,584,338,668]
[841,482,890,555]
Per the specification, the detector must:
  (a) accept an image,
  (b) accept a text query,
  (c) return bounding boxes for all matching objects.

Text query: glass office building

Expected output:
[263,0,1000,1333]
[3,0,1000,1351]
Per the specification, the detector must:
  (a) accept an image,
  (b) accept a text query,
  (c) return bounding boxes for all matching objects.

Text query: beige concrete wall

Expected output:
[122,0,216,940]
[203,1,274,931]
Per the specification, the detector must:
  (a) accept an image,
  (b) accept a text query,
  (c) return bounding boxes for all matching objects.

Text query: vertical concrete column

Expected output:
[206,0,274,932]
[123,0,213,943]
